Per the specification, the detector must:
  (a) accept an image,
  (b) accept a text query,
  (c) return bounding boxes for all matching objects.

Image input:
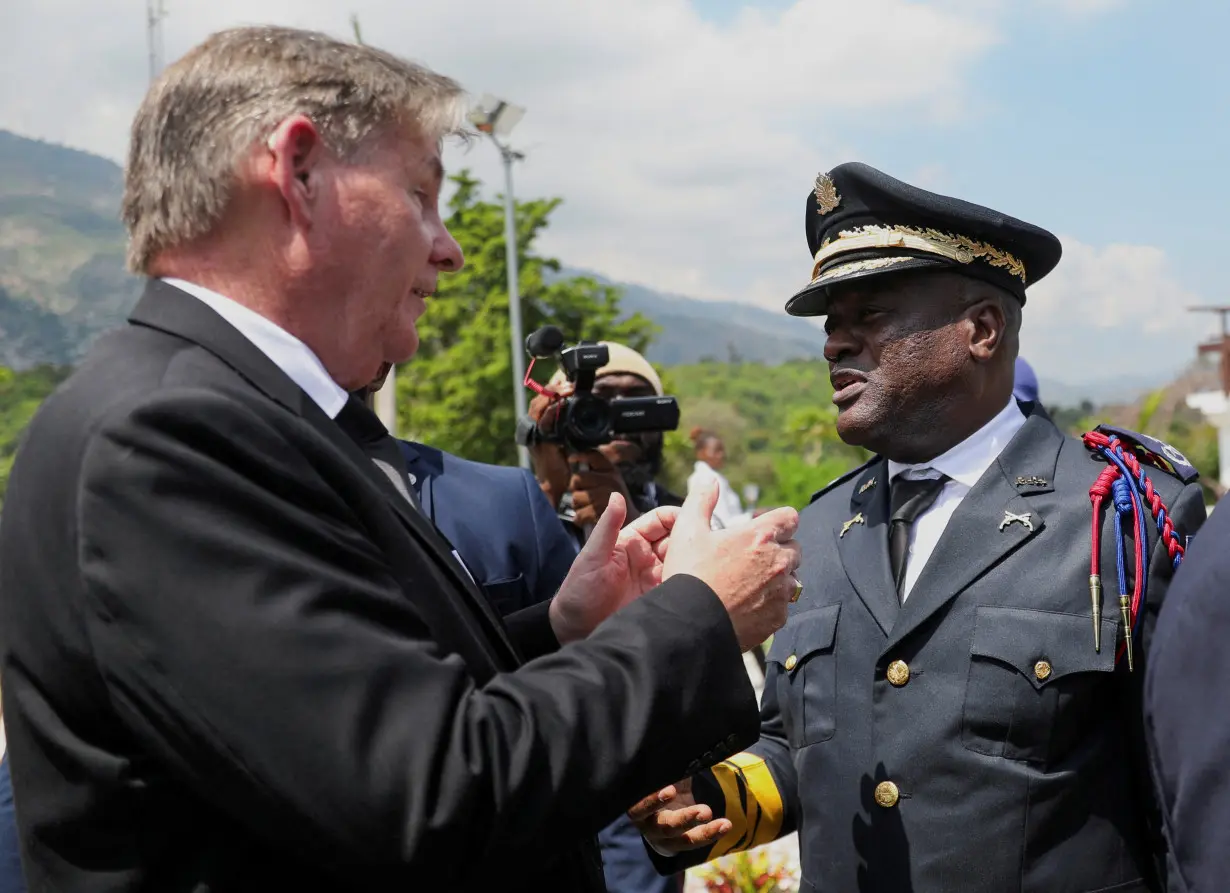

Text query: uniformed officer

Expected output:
[631,162,1208,892]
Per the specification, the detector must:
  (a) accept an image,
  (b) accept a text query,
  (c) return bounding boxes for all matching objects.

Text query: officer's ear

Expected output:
[962,284,1014,364]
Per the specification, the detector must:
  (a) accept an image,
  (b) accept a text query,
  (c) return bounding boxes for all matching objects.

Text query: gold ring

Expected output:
[789,577,803,603]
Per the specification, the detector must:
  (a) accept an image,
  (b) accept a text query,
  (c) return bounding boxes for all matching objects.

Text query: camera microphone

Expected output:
[525,326,566,358]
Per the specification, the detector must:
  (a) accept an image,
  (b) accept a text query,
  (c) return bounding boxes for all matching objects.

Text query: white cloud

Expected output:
[1020,236,1208,383]
[1036,0,1127,17]
[0,0,1195,388]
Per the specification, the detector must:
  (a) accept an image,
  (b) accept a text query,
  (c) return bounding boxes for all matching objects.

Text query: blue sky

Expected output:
[2,0,1225,391]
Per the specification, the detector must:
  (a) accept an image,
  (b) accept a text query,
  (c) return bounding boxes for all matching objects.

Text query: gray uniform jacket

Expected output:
[655,409,1207,893]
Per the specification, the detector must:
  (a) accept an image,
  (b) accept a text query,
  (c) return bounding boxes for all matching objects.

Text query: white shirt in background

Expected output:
[687,460,753,529]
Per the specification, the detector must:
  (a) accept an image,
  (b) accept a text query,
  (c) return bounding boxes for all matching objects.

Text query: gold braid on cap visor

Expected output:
[810,224,1027,285]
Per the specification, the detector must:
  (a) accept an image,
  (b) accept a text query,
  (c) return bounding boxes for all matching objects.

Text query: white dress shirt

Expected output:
[887,399,1027,601]
[161,277,349,420]
[686,460,753,529]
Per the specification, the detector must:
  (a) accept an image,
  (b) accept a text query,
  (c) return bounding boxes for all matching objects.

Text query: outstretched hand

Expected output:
[548,493,680,644]
[627,777,732,856]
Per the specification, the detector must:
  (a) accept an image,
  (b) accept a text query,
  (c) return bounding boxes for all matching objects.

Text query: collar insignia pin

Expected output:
[859,477,877,494]
[1015,476,1047,487]
[999,510,1034,532]
[840,512,866,538]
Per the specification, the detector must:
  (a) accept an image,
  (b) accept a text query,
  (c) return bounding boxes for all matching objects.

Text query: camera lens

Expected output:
[566,395,611,447]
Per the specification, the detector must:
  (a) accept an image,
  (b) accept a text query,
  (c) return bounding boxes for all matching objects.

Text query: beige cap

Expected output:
[547,341,664,395]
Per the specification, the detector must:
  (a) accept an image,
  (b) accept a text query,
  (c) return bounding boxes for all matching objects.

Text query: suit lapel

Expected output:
[130,281,521,666]
[833,460,898,637]
[400,441,437,522]
[886,412,1061,651]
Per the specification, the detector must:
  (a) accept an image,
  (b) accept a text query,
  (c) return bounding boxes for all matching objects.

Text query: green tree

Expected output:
[658,359,869,509]
[396,171,657,465]
[0,364,72,509]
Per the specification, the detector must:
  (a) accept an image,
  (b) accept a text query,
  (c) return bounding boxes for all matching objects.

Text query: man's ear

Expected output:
[967,297,1006,363]
[263,115,326,228]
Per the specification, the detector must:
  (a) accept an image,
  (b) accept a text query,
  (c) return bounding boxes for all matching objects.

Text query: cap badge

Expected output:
[814,172,841,216]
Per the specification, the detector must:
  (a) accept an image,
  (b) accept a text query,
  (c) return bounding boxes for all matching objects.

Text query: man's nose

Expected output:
[432,225,464,273]
[823,327,857,364]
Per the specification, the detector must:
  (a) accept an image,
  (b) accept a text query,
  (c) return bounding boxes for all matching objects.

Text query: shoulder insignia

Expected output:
[809,457,880,505]
[1090,425,1199,485]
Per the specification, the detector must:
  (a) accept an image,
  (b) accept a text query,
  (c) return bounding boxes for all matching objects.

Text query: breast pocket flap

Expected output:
[767,603,840,678]
[970,605,1117,691]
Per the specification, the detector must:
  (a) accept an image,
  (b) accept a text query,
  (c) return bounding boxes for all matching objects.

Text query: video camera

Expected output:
[515,326,680,452]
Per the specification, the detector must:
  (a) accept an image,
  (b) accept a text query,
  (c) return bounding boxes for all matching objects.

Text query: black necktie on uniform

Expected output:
[334,395,423,514]
[889,475,948,599]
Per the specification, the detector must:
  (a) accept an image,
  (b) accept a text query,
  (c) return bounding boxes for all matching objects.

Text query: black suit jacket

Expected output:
[0,280,759,892]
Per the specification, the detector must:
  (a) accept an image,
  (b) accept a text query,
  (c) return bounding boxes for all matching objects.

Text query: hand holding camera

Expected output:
[520,327,681,524]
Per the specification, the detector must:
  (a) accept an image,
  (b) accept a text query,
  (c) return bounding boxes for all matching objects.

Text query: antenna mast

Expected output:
[147,0,167,83]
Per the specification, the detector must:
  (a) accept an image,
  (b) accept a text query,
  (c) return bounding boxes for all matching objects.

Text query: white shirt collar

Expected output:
[161,277,349,420]
[887,399,1028,488]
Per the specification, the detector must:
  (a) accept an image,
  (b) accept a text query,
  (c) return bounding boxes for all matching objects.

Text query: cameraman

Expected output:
[526,342,687,893]
[528,342,683,545]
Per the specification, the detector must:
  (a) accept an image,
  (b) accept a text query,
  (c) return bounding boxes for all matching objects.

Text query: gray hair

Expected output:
[122,25,468,273]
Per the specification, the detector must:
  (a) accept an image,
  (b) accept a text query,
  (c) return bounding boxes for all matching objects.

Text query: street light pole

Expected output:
[469,95,531,469]
[499,143,530,469]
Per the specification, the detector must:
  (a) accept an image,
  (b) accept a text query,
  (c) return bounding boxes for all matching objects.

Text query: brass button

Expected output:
[874,780,900,808]
[886,660,910,687]
[1034,660,1052,682]
[784,654,798,671]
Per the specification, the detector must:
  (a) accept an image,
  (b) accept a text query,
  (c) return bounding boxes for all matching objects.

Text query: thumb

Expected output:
[678,478,719,535]
[582,491,627,559]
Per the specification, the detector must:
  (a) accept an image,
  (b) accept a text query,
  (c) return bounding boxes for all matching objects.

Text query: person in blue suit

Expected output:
[1144,492,1225,893]
[0,749,19,893]
[397,438,579,616]
[1013,356,1040,404]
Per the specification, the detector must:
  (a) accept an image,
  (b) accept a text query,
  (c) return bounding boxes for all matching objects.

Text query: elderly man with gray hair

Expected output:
[0,27,803,892]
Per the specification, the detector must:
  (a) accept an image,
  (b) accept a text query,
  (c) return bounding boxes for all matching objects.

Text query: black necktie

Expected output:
[334,395,423,514]
[889,475,948,599]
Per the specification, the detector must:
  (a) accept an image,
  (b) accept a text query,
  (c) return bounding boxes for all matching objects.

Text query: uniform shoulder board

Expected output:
[809,456,879,504]
[1090,425,1200,485]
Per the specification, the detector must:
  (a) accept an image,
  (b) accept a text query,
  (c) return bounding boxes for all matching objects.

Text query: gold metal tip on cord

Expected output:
[1090,574,1103,653]
[1119,594,1134,673]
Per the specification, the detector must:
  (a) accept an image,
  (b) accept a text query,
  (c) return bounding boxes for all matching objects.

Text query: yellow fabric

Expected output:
[729,752,785,849]
[709,760,748,859]
[707,752,785,858]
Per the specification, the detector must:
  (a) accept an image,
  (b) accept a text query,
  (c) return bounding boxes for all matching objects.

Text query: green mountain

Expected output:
[0,130,139,367]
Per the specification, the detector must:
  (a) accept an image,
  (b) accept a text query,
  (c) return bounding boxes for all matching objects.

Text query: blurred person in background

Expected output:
[687,429,753,529]
[1013,356,1041,406]
[361,365,578,615]
[0,692,19,893]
